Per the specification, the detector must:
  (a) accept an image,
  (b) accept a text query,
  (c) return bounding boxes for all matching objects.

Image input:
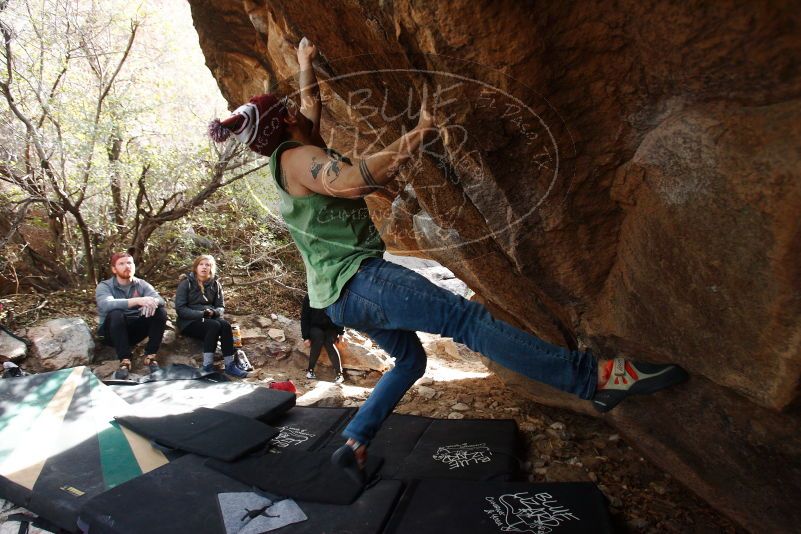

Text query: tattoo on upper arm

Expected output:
[320,158,344,183]
[327,160,342,178]
[325,149,352,166]
[359,159,379,191]
[310,157,323,180]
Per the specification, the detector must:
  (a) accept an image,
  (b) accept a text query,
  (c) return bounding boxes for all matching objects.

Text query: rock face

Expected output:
[27,318,94,371]
[296,381,345,408]
[188,2,801,531]
[226,314,392,374]
[0,330,27,362]
[330,330,392,372]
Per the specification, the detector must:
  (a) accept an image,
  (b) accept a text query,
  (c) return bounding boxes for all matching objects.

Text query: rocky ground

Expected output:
[1,282,746,533]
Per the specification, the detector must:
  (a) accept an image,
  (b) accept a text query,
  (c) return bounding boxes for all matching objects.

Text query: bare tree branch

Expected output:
[99,20,139,106]
[75,20,140,207]
[35,49,71,130]
[131,163,151,239]
[1,22,67,203]
[227,274,304,293]
[242,242,296,268]
[0,197,35,248]
[221,161,269,186]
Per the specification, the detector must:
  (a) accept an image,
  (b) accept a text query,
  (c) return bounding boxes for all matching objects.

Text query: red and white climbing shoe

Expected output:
[592,357,688,413]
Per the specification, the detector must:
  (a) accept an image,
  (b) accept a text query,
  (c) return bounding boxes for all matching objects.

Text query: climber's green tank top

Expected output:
[269,141,385,308]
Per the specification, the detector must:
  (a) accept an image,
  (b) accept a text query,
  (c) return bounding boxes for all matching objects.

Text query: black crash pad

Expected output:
[206,448,383,505]
[308,413,521,480]
[272,479,404,534]
[366,413,433,478]
[393,417,522,481]
[137,363,220,383]
[78,454,249,534]
[102,363,221,386]
[78,454,404,534]
[116,407,278,462]
[384,479,613,534]
[266,406,356,452]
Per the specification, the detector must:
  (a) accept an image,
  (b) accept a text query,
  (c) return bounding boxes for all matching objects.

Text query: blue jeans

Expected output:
[325,258,598,445]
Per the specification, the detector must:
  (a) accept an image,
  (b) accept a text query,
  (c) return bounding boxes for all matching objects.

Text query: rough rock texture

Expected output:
[27,318,93,371]
[215,314,392,374]
[92,324,192,364]
[296,381,344,407]
[329,330,392,372]
[385,253,470,297]
[0,331,27,362]
[188,1,801,531]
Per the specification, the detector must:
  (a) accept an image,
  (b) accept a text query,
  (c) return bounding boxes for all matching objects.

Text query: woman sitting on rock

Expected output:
[175,254,248,378]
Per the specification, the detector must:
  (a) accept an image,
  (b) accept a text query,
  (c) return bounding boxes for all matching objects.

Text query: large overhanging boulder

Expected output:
[187,1,801,531]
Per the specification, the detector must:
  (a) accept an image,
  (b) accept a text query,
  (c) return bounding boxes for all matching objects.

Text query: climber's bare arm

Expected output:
[280,102,436,199]
[297,38,323,145]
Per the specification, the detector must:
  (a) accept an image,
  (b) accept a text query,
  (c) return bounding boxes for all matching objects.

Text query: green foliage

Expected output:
[157,175,289,265]
[0,0,286,290]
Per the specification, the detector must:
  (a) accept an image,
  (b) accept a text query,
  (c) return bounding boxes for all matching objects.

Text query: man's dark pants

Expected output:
[101,307,167,359]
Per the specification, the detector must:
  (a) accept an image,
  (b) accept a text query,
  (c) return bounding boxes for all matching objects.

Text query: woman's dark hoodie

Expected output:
[174,272,225,332]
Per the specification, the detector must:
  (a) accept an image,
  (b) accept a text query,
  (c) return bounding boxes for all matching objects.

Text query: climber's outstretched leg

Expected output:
[327,258,597,400]
[327,258,687,433]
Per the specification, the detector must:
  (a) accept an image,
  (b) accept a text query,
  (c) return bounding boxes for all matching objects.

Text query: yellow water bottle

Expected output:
[232,324,242,348]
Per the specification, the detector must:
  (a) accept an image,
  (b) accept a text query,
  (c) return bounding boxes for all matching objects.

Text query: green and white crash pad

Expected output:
[0,367,167,531]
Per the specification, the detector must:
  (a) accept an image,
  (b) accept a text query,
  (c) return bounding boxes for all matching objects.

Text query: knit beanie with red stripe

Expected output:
[208,94,288,157]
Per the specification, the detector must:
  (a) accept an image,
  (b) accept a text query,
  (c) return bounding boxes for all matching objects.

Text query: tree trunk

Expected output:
[47,209,65,259]
[130,219,159,266]
[107,129,125,229]
[66,208,97,285]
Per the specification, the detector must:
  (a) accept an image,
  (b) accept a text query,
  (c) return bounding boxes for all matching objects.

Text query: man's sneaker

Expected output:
[202,363,217,373]
[334,373,345,384]
[114,366,129,380]
[114,359,131,380]
[592,358,688,413]
[224,361,249,378]
[143,355,160,374]
[306,369,316,379]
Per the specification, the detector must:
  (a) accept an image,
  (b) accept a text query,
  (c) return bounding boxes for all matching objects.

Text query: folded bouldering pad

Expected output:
[109,378,295,421]
[384,479,613,534]
[115,408,278,461]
